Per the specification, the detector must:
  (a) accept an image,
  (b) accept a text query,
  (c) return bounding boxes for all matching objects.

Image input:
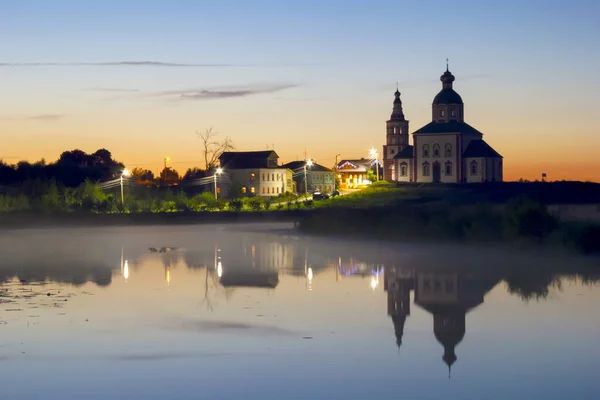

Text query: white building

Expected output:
[383,66,503,183]
[218,151,295,197]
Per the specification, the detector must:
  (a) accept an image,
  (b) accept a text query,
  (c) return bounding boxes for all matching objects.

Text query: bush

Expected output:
[263,198,272,211]
[504,196,557,240]
[248,197,263,212]
[229,199,243,212]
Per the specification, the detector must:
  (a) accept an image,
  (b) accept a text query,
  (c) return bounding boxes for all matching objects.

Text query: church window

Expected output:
[433,144,440,157]
[445,162,452,176]
[440,110,445,117]
[399,127,402,134]
[451,109,456,117]
[445,144,452,157]
[423,162,430,176]
[400,163,407,177]
[470,161,478,175]
[422,145,429,158]
[391,149,395,155]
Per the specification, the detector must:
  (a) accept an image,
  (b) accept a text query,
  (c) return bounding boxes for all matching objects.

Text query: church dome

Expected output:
[433,69,463,105]
[433,88,463,105]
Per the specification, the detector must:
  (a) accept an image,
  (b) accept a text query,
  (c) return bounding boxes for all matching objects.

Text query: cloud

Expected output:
[25,114,64,121]
[0,61,235,68]
[85,87,140,92]
[160,83,299,101]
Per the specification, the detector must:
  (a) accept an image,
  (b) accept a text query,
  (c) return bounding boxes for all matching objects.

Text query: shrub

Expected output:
[229,199,243,212]
[248,197,263,212]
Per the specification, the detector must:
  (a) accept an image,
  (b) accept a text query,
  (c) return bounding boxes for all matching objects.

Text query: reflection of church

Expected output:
[384,265,500,375]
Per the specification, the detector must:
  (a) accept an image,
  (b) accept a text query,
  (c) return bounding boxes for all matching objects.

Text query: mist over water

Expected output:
[1,223,599,399]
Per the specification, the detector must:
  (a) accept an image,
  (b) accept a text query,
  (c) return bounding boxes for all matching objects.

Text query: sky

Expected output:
[1,0,599,182]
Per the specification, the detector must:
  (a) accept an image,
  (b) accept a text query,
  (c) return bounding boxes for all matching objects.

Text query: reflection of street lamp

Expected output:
[304,159,313,193]
[214,168,223,199]
[120,169,130,204]
[369,148,379,182]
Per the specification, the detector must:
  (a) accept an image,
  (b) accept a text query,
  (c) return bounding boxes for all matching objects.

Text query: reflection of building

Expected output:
[383,265,501,375]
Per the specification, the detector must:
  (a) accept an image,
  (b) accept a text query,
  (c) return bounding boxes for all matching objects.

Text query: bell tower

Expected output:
[383,86,409,181]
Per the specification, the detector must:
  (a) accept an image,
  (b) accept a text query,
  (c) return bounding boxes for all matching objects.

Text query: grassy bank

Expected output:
[300,195,600,255]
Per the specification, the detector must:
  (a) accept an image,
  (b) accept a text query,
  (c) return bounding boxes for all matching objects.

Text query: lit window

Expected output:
[250,173,255,181]
[423,163,430,176]
[445,144,452,158]
[251,187,255,193]
[470,161,478,175]
[423,145,429,158]
[242,187,247,194]
[445,162,452,176]
[262,187,265,194]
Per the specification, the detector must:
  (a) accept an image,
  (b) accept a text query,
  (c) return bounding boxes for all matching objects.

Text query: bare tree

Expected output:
[196,127,235,170]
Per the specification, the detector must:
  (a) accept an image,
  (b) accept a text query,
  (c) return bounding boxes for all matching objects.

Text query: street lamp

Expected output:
[304,159,313,194]
[214,167,223,199]
[369,148,379,182]
[120,169,130,204]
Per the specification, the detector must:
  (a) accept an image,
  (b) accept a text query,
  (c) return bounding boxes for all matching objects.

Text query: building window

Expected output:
[251,187,255,194]
[400,163,408,177]
[433,144,440,157]
[399,127,402,134]
[445,144,452,157]
[422,145,429,158]
[440,110,445,117]
[262,173,265,181]
[423,162,430,176]
[391,149,395,155]
[250,173,255,181]
[242,187,247,194]
[451,109,456,117]
[277,187,280,194]
[271,173,275,181]
[470,161,478,175]
[262,187,265,194]
[445,162,452,176]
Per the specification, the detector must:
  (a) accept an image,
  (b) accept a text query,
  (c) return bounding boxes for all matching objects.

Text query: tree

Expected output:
[182,167,207,182]
[366,170,376,183]
[160,167,180,182]
[196,127,234,170]
[131,167,155,183]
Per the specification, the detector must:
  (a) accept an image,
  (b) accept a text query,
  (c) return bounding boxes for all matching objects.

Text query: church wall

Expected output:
[464,157,485,183]
[414,134,458,183]
[485,158,503,182]
[394,159,411,182]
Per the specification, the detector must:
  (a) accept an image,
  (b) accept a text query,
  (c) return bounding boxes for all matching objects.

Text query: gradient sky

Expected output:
[1,0,599,181]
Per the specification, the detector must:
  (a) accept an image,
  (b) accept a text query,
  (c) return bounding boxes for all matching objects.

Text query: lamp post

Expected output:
[334,154,341,190]
[120,169,130,204]
[304,159,313,194]
[370,148,379,182]
[214,167,223,199]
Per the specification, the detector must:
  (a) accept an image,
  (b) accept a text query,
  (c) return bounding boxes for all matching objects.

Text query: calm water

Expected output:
[0,223,599,400]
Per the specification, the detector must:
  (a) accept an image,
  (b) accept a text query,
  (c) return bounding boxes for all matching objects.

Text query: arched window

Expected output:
[440,109,445,117]
[423,162,430,177]
[433,144,440,158]
[422,145,430,158]
[445,162,452,176]
[470,161,478,176]
[451,109,456,118]
[400,162,408,177]
[445,143,452,158]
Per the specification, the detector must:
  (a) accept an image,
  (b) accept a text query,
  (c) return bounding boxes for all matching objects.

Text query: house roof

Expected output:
[413,120,483,136]
[282,161,332,172]
[219,150,278,169]
[336,158,381,172]
[393,146,414,159]
[462,140,503,158]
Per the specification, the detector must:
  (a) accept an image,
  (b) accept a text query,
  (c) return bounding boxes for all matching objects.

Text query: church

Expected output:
[382,66,503,183]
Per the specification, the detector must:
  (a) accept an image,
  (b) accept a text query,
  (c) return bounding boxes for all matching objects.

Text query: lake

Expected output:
[1,223,599,400]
